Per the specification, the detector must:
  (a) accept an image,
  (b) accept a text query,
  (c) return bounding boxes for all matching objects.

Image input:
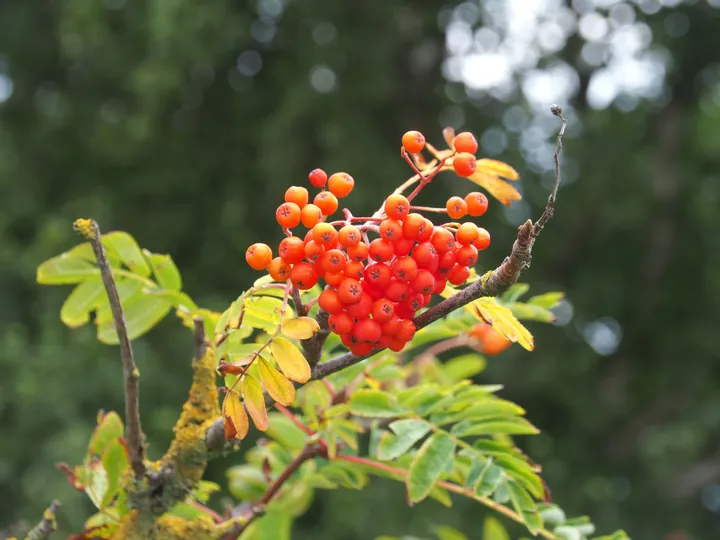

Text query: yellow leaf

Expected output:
[467,171,522,206]
[281,316,320,340]
[258,358,296,406]
[242,375,269,431]
[222,391,249,441]
[476,158,520,180]
[270,337,311,383]
[472,297,534,351]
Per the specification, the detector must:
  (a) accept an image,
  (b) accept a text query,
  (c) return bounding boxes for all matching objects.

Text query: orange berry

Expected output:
[285,186,309,208]
[379,219,403,241]
[417,218,434,242]
[318,289,345,314]
[402,130,425,154]
[353,318,382,344]
[312,222,338,246]
[396,319,416,342]
[321,248,347,273]
[325,271,345,287]
[456,244,478,266]
[465,192,488,217]
[480,327,512,355]
[384,194,410,220]
[245,243,273,271]
[301,204,324,228]
[368,238,394,262]
[402,213,426,239]
[344,261,365,280]
[469,322,492,341]
[474,228,491,251]
[304,240,325,262]
[308,168,328,188]
[411,241,438,269]
[364,263,392,289]
[278,236,305,264]
[372,299,395,323]
[385,279,410,302]
[431,227,455,253]
[346,293,373,320]
[289,262,318,290]
[276,202,302,228]
[447,263,470,285]
[347,242,369,262]
[410,270,436,295]
[328,312,354,334]
[338,278,363,305]
[445,196,468,220]
[391,256,418,282]
[314,191,339,216]
[453,152,477,177]
[456,222,480,246]
[453,132,478,154]
[327,172,355,198]
[338,225,361,247]
[268,257,290,282]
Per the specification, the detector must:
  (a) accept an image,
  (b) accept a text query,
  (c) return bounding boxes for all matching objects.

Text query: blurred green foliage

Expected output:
[1,0,719,539]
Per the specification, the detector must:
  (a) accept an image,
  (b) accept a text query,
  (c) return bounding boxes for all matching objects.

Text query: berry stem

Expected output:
[400,148,425,178]
[409,205,448,214]
[406,157,448,202]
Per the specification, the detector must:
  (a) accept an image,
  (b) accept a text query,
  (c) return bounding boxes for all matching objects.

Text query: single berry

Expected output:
[379,219,403,241]
[465,192,488,217]
[401,293,424,313]
[453,152,477,177]
[285,186,309,208]
[456,222,480,246]
[321,248,347,273]
[278,236,306,264]
[368,238,394,262]
[362,279,385,300]
[392,236,414,257]
[454,132,478,154]
[474,228,491,251]
[410,270,436,294]
[268,257,290,281]
[364,263,392,289]
[347,242,369,262]
[381,317,401,336]
[325,271,345,287]
[344,260,365,280]
[412,241,438,269]
[350,342,374,356]
[434,279,447,294]
[347,293,374,319]
[447,263,470,285]
[328,312,354,335]
[372,299,395,323]
[338,225,361,247]
[353,318,382,344]
[312,222,338,246]
[388,339,407,352]
[402,213,426,239]
[276,202,302,228]
[456,244,478,266]
[304,240,325,262]
[246,243,273,271]
[431,227,455,253]
[308,168,328,188]
[391,256,419,282]
[327,172,355,198]
[385,279,410,302]
[289,262,318,290]
[445,197,468,220]
[338,278,363,305]
[319,289,345,314]
[314,191,339,216]
[301,204,324,228]
[396,319,417,342]
[384,194,410,220]
[402,130,426,154]
[417,218,434,242]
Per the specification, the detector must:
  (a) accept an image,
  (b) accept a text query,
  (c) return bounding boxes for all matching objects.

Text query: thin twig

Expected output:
[193,317,207,364]
[533,105,567,238]
[26,499,61,540]
[226,444,325,537]
[74,219,145,479]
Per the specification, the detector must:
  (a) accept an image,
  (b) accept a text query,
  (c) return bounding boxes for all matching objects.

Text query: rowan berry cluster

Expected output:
[245,130,492,356]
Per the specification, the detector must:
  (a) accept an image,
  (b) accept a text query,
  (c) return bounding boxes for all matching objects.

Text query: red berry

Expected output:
[385,279,410,302]
[474,228,491,251]
[395,302,416,320]
[431,227,455,253]
[379,219,403,241]
[396,319,416,342]
[329,312,354,334]
[347,242,369,262]
[353,318,382,344]
[456,244,478,267]
[391,256,418,282]
[364,263,392,289]
[434,279,447,294]
[308,168,328,188]
[304,240,325,263]
[325,271,345,287]
[285,186,309,208]
[401,293,424,313]
[372,299,395,323]
[279,236,305,264]
[453,153,477,178]
[454,132,478,154]
[381,317,401,336]
[344,261,365,280]
[385,194,410,220]
[338,278,363,305]
[392,236,415,257]
[410,270,436,294]
[447,264,470,285]
[347,293,374,319]
[402,130,426,154]
[412,242,438,269]
[465,192,488,217]
[350,342,374,356]
[246,243,273,271]
[321,249,347,273]
[388,339,407,352]
[290,262,318,290]
[368,238,394,262]
[319,289,345,314]
[417,219,434,242]
[361,279,385,300]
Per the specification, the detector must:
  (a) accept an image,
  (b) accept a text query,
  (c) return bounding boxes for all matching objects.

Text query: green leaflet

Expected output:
[350,390,406,418]
[407,433,456,503]
[144,251,182,290]
[102,231,151,277]
[97,294,173,344]
[36,256,100,284]
[60,277,106,328]
[377,419,431,461]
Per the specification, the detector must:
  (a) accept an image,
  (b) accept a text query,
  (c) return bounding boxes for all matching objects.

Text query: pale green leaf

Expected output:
[36,256,100,285]
[527,292,565,309]
[350,390,406,418]
[144,251,182,290]
[89,411,124,456]
[434,525,468,540]
[96,295,173,344]
[102,231,151,276]
[452,416,539,437]
[407,433,456,503]
[377,419,431,461]
[60,277,106,328]
[483,516,510,540]
[442,354,486,382]
[101,439,129,506]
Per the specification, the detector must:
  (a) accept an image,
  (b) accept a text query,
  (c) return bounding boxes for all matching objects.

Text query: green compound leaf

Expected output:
[407,432,456,504]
